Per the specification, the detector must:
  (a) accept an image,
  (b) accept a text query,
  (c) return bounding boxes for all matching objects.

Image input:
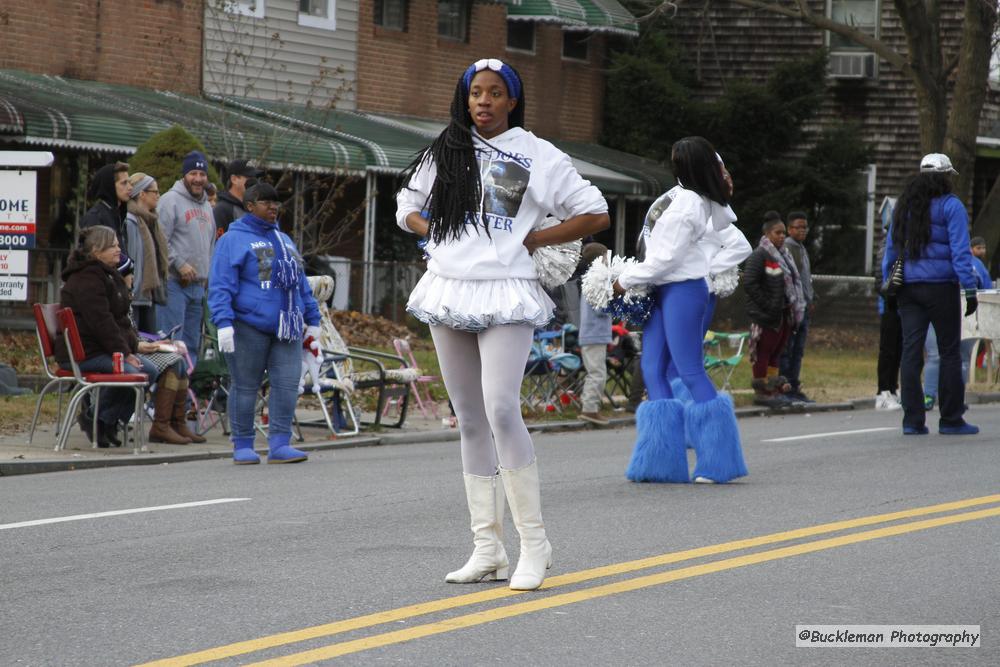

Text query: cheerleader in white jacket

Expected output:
[616,137,748,484]
[395,58,609,590]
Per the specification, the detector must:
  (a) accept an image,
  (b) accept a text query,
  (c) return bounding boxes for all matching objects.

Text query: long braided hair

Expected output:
[398,63,526,245]
[892,172,952,258]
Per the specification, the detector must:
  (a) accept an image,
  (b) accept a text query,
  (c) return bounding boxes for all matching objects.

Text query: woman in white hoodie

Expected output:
[616,137,748,485]
[396,58,609,591]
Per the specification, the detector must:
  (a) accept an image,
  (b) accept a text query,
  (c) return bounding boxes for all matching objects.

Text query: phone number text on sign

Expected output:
[0,234,35,248]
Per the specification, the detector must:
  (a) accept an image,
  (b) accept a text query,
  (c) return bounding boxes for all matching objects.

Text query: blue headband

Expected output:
[462,58,522,100]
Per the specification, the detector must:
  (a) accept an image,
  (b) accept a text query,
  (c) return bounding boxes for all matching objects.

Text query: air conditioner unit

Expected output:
[829,52,876,79]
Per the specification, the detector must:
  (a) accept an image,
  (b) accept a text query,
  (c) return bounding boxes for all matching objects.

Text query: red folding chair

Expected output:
[55,308,149,453]
[27,303,81,444]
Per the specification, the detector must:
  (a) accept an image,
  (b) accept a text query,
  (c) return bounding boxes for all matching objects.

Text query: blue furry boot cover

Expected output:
[669,377,693,404]
[626,399,689,483]
[687,393,747,483]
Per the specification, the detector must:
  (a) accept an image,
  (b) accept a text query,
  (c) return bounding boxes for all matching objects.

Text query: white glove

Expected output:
[305,325,322,344]
[218,326,235,354]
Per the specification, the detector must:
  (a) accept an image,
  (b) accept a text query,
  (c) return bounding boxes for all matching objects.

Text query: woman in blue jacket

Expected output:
[208,183,321,463]
[882,153,978,436]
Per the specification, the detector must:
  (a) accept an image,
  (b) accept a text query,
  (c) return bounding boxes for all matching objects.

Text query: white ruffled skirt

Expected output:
[407,271,555,332]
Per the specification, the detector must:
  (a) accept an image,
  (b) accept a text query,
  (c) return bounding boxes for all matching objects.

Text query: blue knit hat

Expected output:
[182,150,208,176]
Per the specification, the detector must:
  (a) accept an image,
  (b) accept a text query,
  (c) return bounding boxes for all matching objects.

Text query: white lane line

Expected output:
[0,498,251,531]
[761,427,898,443]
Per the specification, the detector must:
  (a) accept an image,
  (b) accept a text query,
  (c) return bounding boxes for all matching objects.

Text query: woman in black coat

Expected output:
[56,226,193,446]
[742,214,804,405]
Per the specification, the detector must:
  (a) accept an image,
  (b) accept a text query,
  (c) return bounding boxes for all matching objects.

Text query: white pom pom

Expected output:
[581,253,652,311]
[532,217,582,289]
[582,252,615,310]
[709,266,740,297]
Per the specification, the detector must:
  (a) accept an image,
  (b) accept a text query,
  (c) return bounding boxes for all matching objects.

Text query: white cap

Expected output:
[920,153,958,175]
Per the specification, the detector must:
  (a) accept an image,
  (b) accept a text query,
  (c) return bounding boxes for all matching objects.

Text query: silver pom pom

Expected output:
[709,266,740,297]
[581,253,652,311]
[532,217,582,289]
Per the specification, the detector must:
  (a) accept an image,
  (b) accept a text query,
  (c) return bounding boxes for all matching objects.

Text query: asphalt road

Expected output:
[2,405,998,666]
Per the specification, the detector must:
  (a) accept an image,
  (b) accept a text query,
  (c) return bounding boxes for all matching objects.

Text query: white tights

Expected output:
[430,324,536,476]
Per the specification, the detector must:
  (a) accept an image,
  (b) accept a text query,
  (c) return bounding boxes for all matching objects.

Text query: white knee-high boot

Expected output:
[445,473,509,583]
[500,460,552,591]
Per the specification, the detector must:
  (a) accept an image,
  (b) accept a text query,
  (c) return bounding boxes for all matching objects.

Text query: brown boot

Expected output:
[171,377,206,443]
[148,371,192,445]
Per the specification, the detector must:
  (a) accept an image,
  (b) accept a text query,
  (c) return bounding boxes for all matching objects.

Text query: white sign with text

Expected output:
[0,249,28,274]
[0,275,27,300]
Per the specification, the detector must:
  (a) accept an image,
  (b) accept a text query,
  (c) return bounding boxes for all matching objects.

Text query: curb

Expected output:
[3,392,997,477]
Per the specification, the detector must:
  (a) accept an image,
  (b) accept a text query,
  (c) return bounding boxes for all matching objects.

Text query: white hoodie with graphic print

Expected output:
[396,127,608,280]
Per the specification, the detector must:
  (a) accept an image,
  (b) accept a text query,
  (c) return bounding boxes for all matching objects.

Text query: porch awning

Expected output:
[0,70,370,173]
[505,0,638,36]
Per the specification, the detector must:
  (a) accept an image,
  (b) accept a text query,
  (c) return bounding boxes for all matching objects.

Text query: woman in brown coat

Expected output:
[56,226,199,446]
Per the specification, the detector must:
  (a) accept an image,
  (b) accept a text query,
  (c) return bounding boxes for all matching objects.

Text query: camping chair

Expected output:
[382,338,439,420]
[605,328,640,407]
[307,275,417,429]
[54,308,149,453]
[521,328,582,413]
[703,330,749,392]
[27,303,81,444]
[187,307,231,437]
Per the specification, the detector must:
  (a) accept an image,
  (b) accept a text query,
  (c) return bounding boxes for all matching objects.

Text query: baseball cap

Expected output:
[919,153,958,175]
[227,159,264,179]
[243,182,281,205]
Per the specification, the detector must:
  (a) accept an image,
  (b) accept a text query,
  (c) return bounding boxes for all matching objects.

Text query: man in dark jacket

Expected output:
[214,159,262,235]
[79,162,134,277]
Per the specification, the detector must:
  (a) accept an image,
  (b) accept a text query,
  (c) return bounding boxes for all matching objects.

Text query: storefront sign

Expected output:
[0,169,36,300]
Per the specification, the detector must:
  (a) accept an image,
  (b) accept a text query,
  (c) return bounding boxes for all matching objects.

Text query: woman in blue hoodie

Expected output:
[883,153,978,436]
[208,183,321,464]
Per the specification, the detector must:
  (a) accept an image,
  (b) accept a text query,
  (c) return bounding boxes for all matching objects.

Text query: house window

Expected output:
[299,0,336,30]
[438,0,469,42]
[223,0,265,18]
[374,0,407,31]
[507,20,535,53]
[826,0,879,50]
[562,31,589,61]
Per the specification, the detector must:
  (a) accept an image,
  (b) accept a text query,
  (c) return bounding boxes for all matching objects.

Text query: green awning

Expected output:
[0,70,370,173]
[506,0,588,26]
[554,139,673,195]
[572,0,638,36]
[505,0,637,35]
[208,96,427,173]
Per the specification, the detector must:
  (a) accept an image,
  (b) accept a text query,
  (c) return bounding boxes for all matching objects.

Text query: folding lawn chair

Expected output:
[520,328,582,413]
[703,330,749,392]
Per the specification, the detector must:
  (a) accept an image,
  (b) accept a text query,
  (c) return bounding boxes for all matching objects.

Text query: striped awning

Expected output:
[505,0,638,35]
[0,70,370,173]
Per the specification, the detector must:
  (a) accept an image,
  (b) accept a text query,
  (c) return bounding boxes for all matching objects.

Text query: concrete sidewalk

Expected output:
[3,393,998,476]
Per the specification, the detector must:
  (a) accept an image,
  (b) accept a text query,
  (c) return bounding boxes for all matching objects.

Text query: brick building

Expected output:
[0,0,203,94]
[356,0,611,142]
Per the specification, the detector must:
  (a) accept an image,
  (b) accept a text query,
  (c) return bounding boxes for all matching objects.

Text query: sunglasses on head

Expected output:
[473,58,505,73]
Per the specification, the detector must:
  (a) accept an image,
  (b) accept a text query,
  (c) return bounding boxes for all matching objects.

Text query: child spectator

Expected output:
[577,243,613,426]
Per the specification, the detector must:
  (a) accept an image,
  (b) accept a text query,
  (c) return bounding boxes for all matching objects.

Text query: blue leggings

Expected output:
[641,279,717,403]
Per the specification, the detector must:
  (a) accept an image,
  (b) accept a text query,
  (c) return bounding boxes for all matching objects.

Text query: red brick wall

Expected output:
[0,0,203,94]
[356,0,605,142]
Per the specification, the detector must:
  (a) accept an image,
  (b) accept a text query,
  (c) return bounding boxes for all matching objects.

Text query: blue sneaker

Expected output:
[903,425,929,435]
[939,422,979,435]
[923,394,935,410]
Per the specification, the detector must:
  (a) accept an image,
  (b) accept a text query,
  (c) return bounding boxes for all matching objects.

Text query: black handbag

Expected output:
[880,250,905,297]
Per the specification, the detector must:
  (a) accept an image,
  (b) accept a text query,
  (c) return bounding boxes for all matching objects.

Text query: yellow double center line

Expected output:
[141,493,1000,666]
